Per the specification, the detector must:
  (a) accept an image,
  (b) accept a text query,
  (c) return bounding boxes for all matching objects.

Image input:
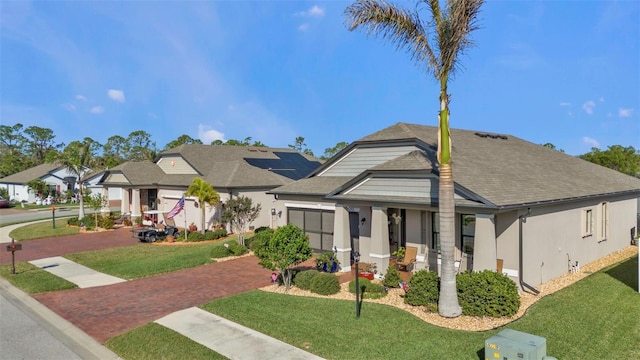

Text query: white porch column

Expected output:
[120,189,130,214]
[101,187,110,214]
[333,204,352,272]
[131,189,141,218]
[370,206,390,273]
[473,214,497,271]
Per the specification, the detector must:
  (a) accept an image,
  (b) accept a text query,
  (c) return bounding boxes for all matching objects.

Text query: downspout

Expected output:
[519,209,540,295]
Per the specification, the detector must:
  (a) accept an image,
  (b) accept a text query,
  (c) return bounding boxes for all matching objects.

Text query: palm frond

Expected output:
[345,0,438,75]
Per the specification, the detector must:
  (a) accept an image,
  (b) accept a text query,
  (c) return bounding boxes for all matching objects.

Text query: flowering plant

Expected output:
[357,262,377,274]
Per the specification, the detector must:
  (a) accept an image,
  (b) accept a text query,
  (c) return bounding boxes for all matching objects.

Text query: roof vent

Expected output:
[475,132,508,140]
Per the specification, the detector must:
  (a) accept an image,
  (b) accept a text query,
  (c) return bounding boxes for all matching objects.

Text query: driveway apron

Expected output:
[33,256,273,343]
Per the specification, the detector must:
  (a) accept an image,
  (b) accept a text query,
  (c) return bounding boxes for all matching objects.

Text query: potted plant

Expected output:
[188,222,197,232]
[357,262,376,280]
[391,246,405,266]
[315,251,340,273]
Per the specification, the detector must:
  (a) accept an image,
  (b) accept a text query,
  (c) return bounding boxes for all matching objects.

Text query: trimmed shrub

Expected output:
[293,269,319,290]
[212,228,228,239]
[456,270,520,317]
[249,228,273,252]
[309,272,340,295]
[98,215,115,229]
[227,241,248,256]
[210,245,231,259]
[185,232,205,242]
[254,226,270,233]
[404,270,439,306]
[382,264,402,288]
[348,278,387,299]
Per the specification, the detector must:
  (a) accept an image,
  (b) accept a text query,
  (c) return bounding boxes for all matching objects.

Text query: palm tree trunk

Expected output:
[437,82,461,318]
[437,162,461,317]
[78,184,85,220]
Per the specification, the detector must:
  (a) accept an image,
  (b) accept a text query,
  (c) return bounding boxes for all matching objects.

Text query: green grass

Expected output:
[8,219,79,240]
[64,240,235,279]
[198,255,639,360]
[105,323,228,360]
[0,262,77,294]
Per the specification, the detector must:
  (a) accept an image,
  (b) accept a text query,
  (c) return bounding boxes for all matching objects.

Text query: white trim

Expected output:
[284,202,335,211]
[343,178,370,195]
[502,268,519,277]
[334,247,352,252]
[416,255,426,262]
[370,253,391,259]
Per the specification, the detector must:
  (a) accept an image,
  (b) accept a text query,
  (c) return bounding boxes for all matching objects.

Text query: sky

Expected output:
[1,0,638,157]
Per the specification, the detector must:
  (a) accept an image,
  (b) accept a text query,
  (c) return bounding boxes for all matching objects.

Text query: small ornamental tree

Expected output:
[86,193,108,231]
[254,224,312,290]
[220,195,262,246]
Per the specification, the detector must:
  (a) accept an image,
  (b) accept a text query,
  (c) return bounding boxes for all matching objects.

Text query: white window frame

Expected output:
[599,202,609,242]
[582,208,593,238]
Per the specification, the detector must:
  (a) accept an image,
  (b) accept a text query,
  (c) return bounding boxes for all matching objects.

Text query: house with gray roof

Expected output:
[271,122,640,291]
[97,145,322,231]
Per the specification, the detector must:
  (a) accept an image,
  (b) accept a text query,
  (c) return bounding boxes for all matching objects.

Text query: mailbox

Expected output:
[6,243,22,252]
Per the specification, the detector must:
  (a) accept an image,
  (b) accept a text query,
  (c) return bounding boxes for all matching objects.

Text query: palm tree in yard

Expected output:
[345,0,484,318]
[186,177,220,235]
[54,138,101,220]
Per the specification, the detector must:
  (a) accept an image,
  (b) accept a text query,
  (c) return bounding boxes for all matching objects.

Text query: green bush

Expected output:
[348,278,387,299]
[404,270,439,306]
[309,272,340,295]
[98,215,115,230]
[227,241,247,256]
[456,270,520,317]
[213,228,228,239]
[382,264,402,288]
[249,228,273,252]
[293,269,319,290]
[210,245,231,259]
[185,232,205,242]
[254,226,270,233]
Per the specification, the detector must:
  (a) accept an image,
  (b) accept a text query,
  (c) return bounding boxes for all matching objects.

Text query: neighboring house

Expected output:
[97,145,322,231]
[0,163,83,203]
[271,122,640,291]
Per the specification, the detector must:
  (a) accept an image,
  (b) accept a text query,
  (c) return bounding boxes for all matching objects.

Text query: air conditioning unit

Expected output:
[485,329,547,360]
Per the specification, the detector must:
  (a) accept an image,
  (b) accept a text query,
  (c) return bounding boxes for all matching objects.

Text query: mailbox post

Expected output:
[6,238,22,275]
[51,205,56,229]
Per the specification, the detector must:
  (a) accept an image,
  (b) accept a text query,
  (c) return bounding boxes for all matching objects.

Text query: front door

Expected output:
[388,208,406,254]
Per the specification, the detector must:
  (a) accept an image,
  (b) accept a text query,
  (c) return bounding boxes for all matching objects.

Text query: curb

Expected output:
[0,278,122,360]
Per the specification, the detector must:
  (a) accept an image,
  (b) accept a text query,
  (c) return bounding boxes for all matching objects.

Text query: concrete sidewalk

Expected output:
[156,307,324,360]
[29,256,127,288]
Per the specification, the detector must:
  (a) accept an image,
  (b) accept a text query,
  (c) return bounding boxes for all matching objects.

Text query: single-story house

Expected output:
[270,122,640,291]
[0,163,119,204]
[97,145,322,231]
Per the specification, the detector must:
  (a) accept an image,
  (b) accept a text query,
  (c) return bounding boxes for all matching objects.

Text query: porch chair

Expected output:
[396,246,417,272]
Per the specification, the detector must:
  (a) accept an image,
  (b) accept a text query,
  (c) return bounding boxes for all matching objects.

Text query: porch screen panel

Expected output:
[322,211,334,232]
[308,232,322,249]
[305,211,321,232]
[461,214,475,255]
[322,234,333,250]
[288,209,304,229]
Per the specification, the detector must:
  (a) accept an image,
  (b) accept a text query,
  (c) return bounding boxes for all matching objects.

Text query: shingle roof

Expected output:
[0,163,63,184]
[105,146,322,189]
[275,122,640,208]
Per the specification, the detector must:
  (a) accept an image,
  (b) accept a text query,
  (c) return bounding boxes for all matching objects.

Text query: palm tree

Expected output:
[186,177,220,234]
[54,138,101,220]
[345,0,484,318]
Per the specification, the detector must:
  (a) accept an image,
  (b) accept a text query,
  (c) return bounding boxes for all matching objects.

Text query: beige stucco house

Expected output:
[271,122,640,291]
[97,145,321,231]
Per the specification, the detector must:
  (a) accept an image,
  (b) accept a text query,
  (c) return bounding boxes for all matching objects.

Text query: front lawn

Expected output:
[8,220,79,240]
[0,262,77,294]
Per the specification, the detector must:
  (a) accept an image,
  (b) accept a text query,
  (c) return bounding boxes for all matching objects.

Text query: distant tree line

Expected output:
[0,123,350,179]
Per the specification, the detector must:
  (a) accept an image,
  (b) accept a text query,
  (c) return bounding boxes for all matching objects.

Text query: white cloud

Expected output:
[107,89,125,103]
[298,23,310,32]
[76,95,87,101]
[559,102,571,106]
[618,108,634,117]
[90,106,105,114]
[598,97,605,102]
[198,124,225,144]
[582,100,596,115]
[62,103,76,111]
[296,5,325,18]
[582,136,600,148]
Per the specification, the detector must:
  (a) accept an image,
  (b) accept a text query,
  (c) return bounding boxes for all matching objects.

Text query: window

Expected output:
[461,214,475,256]
[599,202,609,241]
[287,208,334,251]
[431,212,440,253]
[582,209,593,237]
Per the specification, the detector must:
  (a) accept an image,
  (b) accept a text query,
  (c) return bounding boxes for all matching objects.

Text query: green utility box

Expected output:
[485,329,547,360]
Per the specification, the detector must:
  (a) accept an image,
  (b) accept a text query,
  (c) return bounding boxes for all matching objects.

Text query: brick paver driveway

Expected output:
[1,227,272,343]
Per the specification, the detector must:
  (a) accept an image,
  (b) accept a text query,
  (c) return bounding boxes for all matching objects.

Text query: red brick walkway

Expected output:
[33,256,273,343]
[0,227,139,265]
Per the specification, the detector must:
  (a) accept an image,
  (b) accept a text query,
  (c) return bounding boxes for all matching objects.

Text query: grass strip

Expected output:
[9,220,78,241]
[0,262,77,294]
[106,323,228,360]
